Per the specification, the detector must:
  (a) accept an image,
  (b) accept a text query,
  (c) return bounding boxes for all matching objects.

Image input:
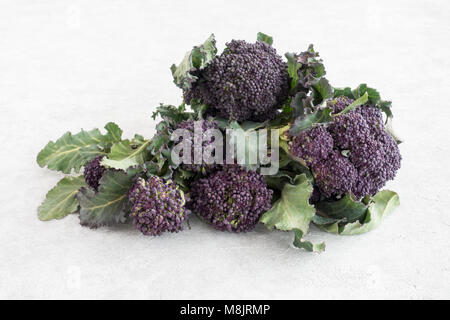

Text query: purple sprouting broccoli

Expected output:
[289,97,401,200]
[184,40,289,122]
[311,151,358,198]
[84,156,106,191]
[175,119,220,175]
[129,177,188,236]
[189,165,273,232]
[289,126,334,166]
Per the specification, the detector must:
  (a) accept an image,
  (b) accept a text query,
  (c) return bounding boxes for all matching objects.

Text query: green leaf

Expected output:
[311,78,333,105]
[333,84,393,120]
[289,107,332,136]
[152,103,192,125]
[104,122,123,143]
[171,34,217,90]
[320,190,400,235]
[38,131,102,174]
[293,229,325,252]
[352,84,380,105]
[334,92,369,116]
[333,87,353,98]
[78,170,135,227]
[101,137,151,170]
[315,193,368,223]
[285,52,302,91]
[38,176,87,221]
[37,123,122,174]
[260,174,315,233]
[257,32,273,45]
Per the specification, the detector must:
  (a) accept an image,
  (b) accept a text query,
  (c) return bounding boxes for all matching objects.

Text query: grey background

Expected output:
[0,0,449,299]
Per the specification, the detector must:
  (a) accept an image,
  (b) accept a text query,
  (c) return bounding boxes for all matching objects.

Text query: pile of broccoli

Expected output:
[36,32,402,252]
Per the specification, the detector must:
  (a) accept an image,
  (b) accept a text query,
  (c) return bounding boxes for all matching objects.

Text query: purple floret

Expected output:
[329,96,355,113]
[289,96,402,199]
[328,112,372,150]
[184,40,289,122]
[289,126,333,166]
[84,156,106,191]
[311,151,358,198]
[175,119,220,175]
[189,165,273,232]
[355,105,384,135]
[129,177,187,236]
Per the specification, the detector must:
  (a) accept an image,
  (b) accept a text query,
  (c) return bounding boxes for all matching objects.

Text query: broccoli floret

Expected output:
[311,151,358,198]
[290,98,401,199]
[129,177,188,236]
[189,165,273,232]
[84,156,106,191]
[175,119,220,175]
[184,40,289,122]
[289,126,334,166]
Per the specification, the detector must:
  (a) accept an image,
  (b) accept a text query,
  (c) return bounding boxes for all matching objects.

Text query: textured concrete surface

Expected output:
[0,0,449,299]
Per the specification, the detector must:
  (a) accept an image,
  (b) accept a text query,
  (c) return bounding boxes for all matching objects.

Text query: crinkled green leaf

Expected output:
[101,137,151,170]
[37,123,121,174]
[315,193,368,223]
[333,84,393,120]
[257,32,273,45]
[289,107,332,136]
[311,78,333,105]
[320,190,400,235]
[171,34,217,90]
[152,103,192,125]
[293,229,325,252]
[260,174,315,233]
[78,170,135,228]
[285,52,302,91]
[104,122,123,143]
[38,176,87,221]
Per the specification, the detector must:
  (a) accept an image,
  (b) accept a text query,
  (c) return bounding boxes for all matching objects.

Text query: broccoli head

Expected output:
[84,156,106,191]
[189,165,273,232]
[289,126,334,166]
[129,177,188,236]
[184,40,289,122]
[289,97,401,200]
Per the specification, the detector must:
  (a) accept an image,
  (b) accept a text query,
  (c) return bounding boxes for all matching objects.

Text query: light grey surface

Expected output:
[0,0,449,299]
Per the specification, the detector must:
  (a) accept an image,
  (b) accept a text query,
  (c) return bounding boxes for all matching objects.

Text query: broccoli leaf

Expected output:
[315,193,368,224]
[334,92,369,116]
[101,136,151,170]
[257,32,273,45]
[319,190,400,235]
[38,176,87,221]
[104,122,123,143]
[285,52,302,91]
[289,107,332,136]
[37,123,123,174]
[311,78,333,105]
[260,174,315,234]
[333,84,393,120]
[171,34,217,90]
[293,229,325,252]
[152,103,192,125]
[78,170,135,228]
